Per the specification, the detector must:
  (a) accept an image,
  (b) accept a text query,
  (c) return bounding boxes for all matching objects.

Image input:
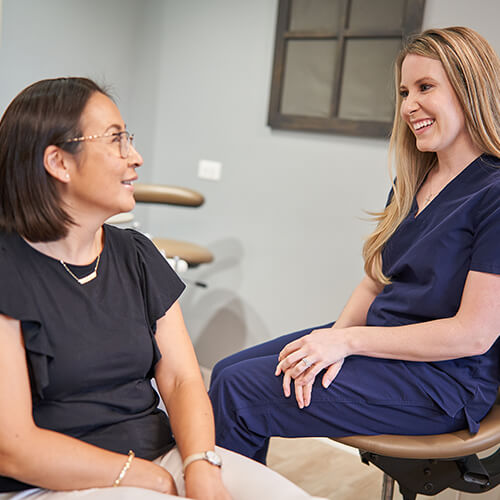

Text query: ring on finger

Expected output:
[301,357,312,369]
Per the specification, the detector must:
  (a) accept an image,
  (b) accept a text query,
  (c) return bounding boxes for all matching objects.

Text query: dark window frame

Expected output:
[267,0,426,138]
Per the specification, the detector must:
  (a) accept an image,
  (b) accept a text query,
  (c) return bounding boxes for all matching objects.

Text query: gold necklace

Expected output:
[60,254,100,285]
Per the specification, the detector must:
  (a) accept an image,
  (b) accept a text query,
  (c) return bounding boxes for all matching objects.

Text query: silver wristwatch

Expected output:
[183,450,223,472]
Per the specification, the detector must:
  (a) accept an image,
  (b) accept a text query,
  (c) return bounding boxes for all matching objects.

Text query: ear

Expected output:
[43,145,73,183]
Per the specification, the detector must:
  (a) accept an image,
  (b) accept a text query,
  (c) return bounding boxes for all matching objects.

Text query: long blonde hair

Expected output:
[363,26,500,285]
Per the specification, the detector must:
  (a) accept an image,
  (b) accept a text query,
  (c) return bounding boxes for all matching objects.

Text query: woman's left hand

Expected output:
[184,461,232,500]
[275,327,349,407]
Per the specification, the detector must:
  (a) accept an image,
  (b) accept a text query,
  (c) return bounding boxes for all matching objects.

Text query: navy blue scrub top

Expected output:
[366,154,500,432]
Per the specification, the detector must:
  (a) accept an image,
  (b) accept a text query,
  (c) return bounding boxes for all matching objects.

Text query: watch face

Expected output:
[205,450,222,467]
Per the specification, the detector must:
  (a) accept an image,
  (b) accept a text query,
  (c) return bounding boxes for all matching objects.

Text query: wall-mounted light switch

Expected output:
[198,159,222,181]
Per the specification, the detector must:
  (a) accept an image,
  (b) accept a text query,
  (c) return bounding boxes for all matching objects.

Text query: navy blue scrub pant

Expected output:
[208,323,471,464]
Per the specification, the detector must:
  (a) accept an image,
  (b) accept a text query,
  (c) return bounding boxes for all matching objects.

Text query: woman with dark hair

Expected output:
[209,26,500,464]
[0,78,318,499]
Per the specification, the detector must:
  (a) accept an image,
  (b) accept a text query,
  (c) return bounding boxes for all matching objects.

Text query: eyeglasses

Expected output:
[62,130,135,159]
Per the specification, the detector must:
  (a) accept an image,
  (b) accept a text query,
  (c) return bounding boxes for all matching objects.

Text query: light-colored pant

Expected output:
[0,446,325,500]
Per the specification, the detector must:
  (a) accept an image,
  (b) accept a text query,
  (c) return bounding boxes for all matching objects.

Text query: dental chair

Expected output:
[108,182,213,275]
[133,183,204,207]
[133,182,213,271]
[330,392,500,499]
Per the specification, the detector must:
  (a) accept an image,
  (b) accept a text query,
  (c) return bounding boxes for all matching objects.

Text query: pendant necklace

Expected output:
[423,190,434,206]
[60,254,101,285]
[423,168,435,206]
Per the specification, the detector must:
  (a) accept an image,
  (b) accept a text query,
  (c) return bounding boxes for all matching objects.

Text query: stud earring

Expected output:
[65,173,70,180]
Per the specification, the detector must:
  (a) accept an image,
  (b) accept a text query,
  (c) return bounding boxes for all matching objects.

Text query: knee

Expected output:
[209,364,239,423]
[209,360,251,413]
[209,359,224,388]
[209,361,236,400]
[210,355,238,388]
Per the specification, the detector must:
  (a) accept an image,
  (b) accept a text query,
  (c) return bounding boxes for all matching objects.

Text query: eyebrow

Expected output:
[399,76,437,89]
[104,123,126,133]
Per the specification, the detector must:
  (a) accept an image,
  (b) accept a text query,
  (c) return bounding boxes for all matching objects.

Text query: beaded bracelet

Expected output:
[113,450,135,487]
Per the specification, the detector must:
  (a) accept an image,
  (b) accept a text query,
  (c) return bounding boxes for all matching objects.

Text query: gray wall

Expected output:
[1,0,499,368]
[142,0,500,367]
[0,1,137,118]
[145,1,391,366]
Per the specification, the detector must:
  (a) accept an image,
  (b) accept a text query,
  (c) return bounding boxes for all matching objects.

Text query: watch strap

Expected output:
[183,451,222,472]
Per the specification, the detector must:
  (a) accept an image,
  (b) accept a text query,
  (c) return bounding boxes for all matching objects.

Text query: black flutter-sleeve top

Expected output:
[0,225,185,492]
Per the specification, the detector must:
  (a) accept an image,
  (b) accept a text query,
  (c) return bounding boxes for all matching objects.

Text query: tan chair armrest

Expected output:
[134,183,204,207]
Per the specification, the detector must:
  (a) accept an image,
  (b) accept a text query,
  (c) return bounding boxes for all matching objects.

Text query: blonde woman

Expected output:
[209,26,500,464]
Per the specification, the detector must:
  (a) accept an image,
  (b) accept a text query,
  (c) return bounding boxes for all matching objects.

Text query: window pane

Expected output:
[281,40,337,118]
[348,0,405,30]
[289,0,341,32]
[338,38,401,122]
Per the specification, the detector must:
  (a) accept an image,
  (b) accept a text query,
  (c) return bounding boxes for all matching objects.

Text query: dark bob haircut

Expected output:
[0,77,109,242]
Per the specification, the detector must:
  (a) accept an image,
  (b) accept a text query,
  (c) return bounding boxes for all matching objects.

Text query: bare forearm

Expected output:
[153,305,229,498]
[154,304,217,459]
[164,377,216,458]
[344,316,490,362]
[339,270,500,362]
[334,275,383,329]
[0,428,170,492]
[161,377,228,498]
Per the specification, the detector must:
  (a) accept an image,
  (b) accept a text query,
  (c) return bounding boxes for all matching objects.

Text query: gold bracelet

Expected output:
[113,450,135,487]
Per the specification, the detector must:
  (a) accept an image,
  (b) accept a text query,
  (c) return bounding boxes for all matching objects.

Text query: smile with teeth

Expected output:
[413,119,435,131]
[122,180,134,185]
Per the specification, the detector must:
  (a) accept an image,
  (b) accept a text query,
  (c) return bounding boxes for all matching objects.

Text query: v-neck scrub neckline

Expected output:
[412,156,481,220]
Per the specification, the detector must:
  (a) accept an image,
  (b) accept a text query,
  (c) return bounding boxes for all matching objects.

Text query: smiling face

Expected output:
[399,54,473,159]
[65,92,143,220]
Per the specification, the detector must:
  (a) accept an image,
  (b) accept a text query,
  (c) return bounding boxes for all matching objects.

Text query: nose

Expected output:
[128,144,143,168]
[400,92,419,119]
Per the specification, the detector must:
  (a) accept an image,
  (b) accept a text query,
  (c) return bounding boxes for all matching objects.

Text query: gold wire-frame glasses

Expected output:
[63,131,134,159]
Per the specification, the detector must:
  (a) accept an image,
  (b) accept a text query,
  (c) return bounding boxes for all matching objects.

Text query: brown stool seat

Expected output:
[332,404,500,459]
[134,183,204,207]
[153,237,213,267]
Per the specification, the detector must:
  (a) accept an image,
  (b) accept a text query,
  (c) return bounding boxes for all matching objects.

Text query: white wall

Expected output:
[0,0,498,368]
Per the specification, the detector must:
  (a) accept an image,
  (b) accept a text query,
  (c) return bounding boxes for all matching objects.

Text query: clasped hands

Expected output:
[275,326,348,409]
